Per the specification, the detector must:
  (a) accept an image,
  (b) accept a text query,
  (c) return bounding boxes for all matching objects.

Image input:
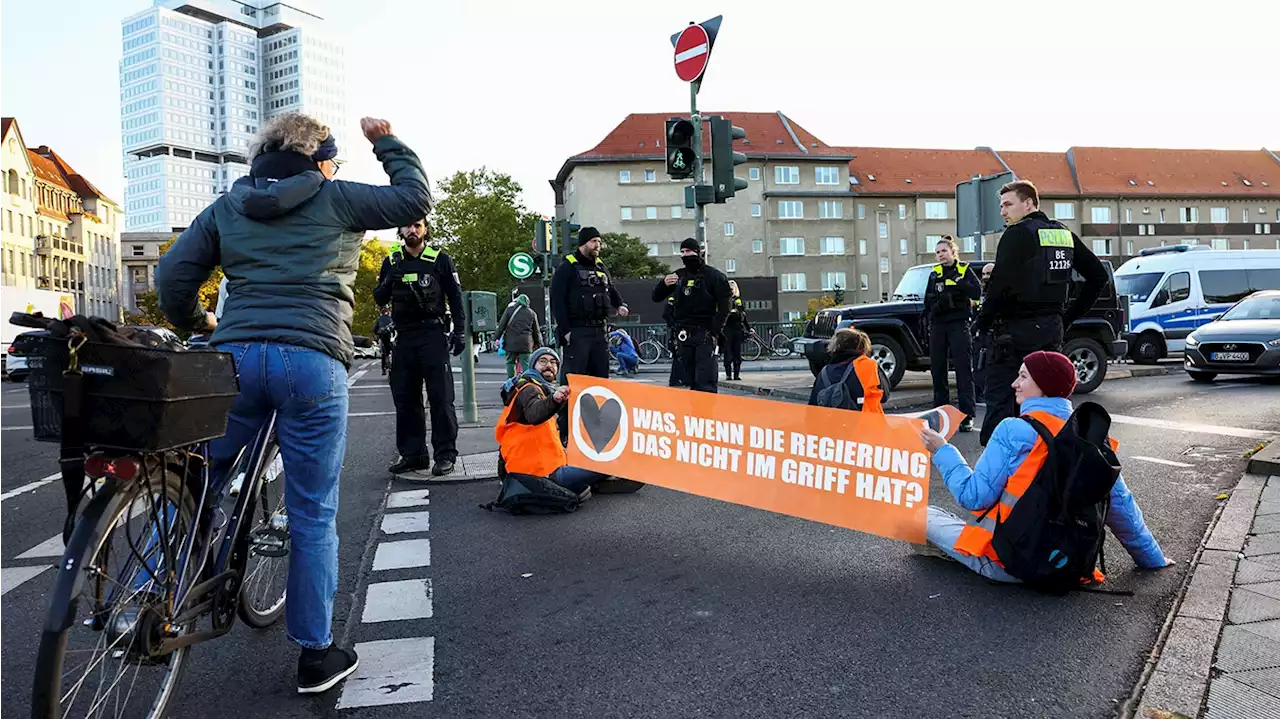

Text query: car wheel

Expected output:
[1129,331,1164,365]
[1063,338,1107,394]
[1188,370,1217,383]
[867,335,907,389]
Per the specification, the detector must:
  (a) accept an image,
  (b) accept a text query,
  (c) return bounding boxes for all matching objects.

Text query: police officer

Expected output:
[653,238,731,393]
[721,280,751,381]
[373,218,466,476]
[974,179,1108,446]
[971,262,996,399]
[374,306,395,375]
[923,236,981,433]
[663,295,684,387]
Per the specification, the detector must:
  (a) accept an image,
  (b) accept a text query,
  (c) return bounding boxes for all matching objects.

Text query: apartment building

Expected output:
[554,112,1280,319]
[120,231,173,314]
[1,118,39,291]
[120,0,348,233]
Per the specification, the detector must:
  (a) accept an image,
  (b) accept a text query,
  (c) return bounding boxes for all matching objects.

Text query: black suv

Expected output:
[791,261,1129,394]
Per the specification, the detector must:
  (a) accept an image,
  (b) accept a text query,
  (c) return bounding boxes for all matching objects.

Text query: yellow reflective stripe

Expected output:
[566,254,578,264]
[422,247,439,261]
[1038,228,1073,248]
[932,264,943,276]
[956,261,969,274]
[401,273,419,282]
[944,279,958,286]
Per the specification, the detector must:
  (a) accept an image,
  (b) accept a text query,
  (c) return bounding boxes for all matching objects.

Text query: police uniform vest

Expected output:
[929,261,974,315]
[494,381,567,478]
[725,298,747,329]
[1013,214,1077,307]
[953,409,1114,582]
[672,266,717,327]
[565,254,612,324]
[389,245,445,323]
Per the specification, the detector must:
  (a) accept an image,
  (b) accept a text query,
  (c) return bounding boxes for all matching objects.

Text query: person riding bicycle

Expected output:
[608,324,639,375]
[155,113,433,694]
[374,306,396,374]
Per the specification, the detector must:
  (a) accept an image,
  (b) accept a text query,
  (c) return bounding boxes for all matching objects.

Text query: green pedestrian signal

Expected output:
[666,117,696,181]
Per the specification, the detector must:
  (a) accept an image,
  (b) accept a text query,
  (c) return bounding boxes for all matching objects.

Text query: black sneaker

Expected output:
[297,645,359,694]
[389,456,430,474]
[431,459,455,477]
[959,416,974,433]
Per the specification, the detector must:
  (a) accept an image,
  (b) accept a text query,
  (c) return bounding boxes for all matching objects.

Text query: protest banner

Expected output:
[565,375,964,543]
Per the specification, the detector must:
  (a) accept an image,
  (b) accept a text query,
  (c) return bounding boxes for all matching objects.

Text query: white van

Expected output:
[1115,245,1280,362]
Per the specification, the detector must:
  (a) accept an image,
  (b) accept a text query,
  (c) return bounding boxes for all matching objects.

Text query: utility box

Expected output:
[464,291,498,333]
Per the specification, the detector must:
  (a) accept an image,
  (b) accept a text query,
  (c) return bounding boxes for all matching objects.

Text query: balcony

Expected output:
[35,235,52,255]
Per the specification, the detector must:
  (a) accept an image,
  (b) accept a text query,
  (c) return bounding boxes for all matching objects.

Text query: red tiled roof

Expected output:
[27,150,73,191]
[996,151,1080,196]
[38,207,70,222]
[1,117,13,140]
[1070,147,1280,197]
[839,147,1005,195]
[36,146,111,202]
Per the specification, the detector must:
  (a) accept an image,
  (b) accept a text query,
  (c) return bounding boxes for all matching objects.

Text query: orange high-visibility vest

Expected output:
[953,409,1118,583]
[494,383,567,478]
[852,355,885,414]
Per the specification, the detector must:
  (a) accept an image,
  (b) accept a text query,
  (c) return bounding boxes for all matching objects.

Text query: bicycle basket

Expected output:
[25,333,240,452]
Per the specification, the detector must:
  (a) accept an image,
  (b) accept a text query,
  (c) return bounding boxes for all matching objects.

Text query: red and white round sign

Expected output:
[673,24,710,83]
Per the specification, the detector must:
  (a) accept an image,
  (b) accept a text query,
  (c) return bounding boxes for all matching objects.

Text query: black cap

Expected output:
[578,226,601,246]
[680,237,701,252]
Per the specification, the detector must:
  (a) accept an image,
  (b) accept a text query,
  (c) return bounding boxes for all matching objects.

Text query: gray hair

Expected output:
[249,112,331,160]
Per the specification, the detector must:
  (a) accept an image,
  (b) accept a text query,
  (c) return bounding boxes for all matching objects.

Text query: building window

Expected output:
[1257,224,1265,234]
[1243,208,1249,222]
[132,267,147,283]
[778,201,803,219]
[618,170,630,183]
[749,167,760,181]
[815,167,840,185]
[1091,207,1112,223]
[1179,207,1199,223]
[779,237,805,256]
[857,204,866,220]
[646,243,658,256]
[670,206,682,219]
[859,274,869,291]
[620,207,632,221]
[924,234,943,254]
[1091,239,1113,255]
[644,170,656,183]
[131,245,145,257]
[1124,208,1133,223]
[751,203,761,217]
[1244,239,1251,250]
[752,239,763,254]
[899,238,908,255]
[924,201,947,220]
[724,222,735,236]
[775,166,800,184]
[784,311,803,321]
[1185,238,1199,246]
[963,236,976,253]
[1053,202,1075,220]
[725,259,738,274]
[1211,207,1229,223]
[898,204,907,220]
[1126,239,1135,255]
[878,221,888,239]
[858,239,868,255]
[820,237,845,255]
[646,206,658,220]
[779,273,807,292]
[1211,238,1229,250]
[822,271,846,291]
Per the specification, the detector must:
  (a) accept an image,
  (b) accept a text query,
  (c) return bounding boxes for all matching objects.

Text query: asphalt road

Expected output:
[2,356,1278,718]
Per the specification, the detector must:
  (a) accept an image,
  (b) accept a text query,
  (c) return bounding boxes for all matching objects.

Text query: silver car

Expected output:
[1183,290,1280,382]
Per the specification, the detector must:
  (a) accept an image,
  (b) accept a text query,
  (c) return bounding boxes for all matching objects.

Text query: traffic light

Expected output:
[533,219,548,253]
[709,116,748,203]
[556,220,580,252]
[665,117,696,180]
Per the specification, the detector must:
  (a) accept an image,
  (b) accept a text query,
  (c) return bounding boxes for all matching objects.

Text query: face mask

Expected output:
[681,255,702,270]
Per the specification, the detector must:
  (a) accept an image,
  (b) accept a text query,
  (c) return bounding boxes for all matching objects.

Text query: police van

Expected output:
[1115,245,1280,363]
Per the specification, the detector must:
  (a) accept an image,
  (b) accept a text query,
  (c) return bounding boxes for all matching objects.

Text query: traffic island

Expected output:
[1247,441,1280,476]
[393,451,501,485]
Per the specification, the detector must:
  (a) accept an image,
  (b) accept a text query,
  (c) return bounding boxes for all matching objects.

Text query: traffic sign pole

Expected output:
[691,81,706,259]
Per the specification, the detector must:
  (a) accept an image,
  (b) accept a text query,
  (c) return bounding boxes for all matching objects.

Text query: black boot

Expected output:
[297,644,359,694]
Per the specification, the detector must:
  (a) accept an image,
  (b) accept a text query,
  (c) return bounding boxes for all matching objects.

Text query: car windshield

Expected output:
[891,266,932,301]
[1116,272,1164,303]
[1220,295,1280,321]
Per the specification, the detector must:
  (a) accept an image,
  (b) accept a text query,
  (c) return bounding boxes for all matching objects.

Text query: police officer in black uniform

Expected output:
[721,280,750,381]
[663,295,684,387]
[923,235,981,432]
[653,238,731,393]
[975,179,1108,446]
[374,218,466,476]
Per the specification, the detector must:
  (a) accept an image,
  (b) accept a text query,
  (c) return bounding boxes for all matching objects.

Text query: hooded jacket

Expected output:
[155,135,433,367]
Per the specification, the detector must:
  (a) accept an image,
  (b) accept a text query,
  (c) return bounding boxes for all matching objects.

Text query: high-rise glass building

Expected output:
[119,0,348,233]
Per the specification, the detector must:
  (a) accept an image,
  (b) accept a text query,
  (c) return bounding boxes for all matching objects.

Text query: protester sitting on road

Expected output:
[808,327,884,413]
[915,350,1173,583]
[608,325,639,376]
[496,294,540,378]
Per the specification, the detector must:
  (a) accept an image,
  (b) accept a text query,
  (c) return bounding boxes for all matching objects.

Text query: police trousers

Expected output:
[980,315,1064,446]
[390,328,459,463]
[667,326,684,387]
[722,325,746,378]
[675,327,718,393]
[558,325,610,443]
[929,319,975,417]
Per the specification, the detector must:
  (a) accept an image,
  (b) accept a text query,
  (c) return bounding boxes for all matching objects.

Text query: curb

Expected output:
[720,382,932,411]
[392,450,500,485]
[1124,472,1269,719]
[1247,440,1280,476]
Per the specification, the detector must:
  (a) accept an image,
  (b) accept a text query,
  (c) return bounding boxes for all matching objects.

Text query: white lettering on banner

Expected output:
[675,440,743,472]
[632,408,678,434]
[631,431,674,459]
[683,417,746,446]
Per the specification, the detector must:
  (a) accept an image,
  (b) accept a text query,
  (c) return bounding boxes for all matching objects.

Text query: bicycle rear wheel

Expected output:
[31,464,201,719]
[638,340,661,364]
[770,333,793,357]
[237,441,289,629]
[742,337,763,362]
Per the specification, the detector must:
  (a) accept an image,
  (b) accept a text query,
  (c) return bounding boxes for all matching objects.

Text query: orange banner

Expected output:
[566,375,965,543]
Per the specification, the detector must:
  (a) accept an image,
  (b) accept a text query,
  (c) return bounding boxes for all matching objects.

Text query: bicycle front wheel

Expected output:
[31,465,201,719]
[638,340,661,364]
[742,337,763,362]
[770,333,793,357]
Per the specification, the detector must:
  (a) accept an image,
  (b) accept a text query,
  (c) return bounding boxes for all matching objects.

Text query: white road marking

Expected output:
[1132,455,1196,468]
[1109,414,1277,440]
[372,538,431,571]
[350,411,396,418]
[0,472,60,502]
[2,565,53,596]
[336,637,435,708]
[2,402,31,409]
[16,533,65,560]
[362,578,433,622]
[1,425,33,431]
[387,489,430,509]
[347,364,374,387]
[381,511,430,535]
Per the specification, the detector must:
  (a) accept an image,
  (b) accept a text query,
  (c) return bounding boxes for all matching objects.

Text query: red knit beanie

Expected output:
[1023,351,1077,398]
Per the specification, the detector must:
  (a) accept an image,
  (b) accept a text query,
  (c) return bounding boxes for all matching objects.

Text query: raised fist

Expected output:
[361,117,392,144]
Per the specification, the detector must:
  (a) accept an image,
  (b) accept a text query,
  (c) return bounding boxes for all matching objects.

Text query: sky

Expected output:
[3,0,1278,219]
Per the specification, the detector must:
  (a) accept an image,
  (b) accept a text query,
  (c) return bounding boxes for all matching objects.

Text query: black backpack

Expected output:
[985,401,1124,595]
[813,363,862,410]
[481,472,588,515]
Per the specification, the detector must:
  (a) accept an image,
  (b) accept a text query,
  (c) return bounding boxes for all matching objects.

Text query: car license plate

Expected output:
[1210,351,1251,362]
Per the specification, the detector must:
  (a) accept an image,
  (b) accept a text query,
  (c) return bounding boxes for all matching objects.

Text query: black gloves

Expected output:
[449,332,465,357]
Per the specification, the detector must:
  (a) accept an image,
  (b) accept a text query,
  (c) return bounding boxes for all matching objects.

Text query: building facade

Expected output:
[120,0,348,233]
[120,231,174,314]
[1,119,40,292]
[555,114,1280,319]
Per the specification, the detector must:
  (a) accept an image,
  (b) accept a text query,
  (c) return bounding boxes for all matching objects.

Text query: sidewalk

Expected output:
[1133,441,1280,718]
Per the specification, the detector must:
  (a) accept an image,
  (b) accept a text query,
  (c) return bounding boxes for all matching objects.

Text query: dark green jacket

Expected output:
[155,135,432,366]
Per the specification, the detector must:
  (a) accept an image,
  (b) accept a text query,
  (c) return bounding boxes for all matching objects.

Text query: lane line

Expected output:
[1109,414,1277,440]
[2,425,33,431]
[361,578,433,622]
[2,403,31,409]
[1132,455,1196,468]
[336,637,435,708]
[350,411,395,418]
[372,538,431,571]
[2,565,53,596]
[381,511,430,535]
[0,472,60,502]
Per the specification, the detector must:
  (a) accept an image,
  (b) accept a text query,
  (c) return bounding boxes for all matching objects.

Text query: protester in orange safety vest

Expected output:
[808,327,884,413]
[914,350,1173,582]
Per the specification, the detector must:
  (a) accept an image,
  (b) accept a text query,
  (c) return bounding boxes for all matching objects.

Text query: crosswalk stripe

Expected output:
[362,578,433,622]
[336,637,435,708]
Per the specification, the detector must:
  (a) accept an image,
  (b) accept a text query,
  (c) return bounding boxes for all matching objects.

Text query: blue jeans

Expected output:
[616,350,638,373]
[211,342,350,649]
[924,505,1020,583]
[549,466,609,494]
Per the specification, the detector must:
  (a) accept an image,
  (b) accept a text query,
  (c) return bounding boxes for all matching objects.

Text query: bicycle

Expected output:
[741,328,794,361]
[637,334,673,365]
[28,336,289,719]
[378,330,396,375]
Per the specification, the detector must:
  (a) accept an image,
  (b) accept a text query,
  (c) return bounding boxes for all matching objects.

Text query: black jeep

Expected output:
[791,261,1129,394]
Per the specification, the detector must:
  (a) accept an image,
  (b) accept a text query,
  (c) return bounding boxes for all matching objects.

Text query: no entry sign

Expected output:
[673,24,710,83]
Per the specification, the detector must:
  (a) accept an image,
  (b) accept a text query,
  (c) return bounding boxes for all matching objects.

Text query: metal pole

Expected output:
[691,80,706,260]
[973,231,984,262]
[460,294,478,424]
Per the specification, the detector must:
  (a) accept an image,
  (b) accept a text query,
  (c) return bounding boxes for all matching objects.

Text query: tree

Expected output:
[352,240,390,337]
[599,232,670,279]
[429,168,538,298]
[803,294,837,322]
[125,236,223,337]
[832,284,845,305]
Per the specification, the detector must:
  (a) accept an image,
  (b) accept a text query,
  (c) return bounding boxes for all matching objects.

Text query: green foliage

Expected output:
[429,168,539,298]
[352,240,391,337]
[599,232,670,279]
[124,236,223,338]
[803,294,837,322]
